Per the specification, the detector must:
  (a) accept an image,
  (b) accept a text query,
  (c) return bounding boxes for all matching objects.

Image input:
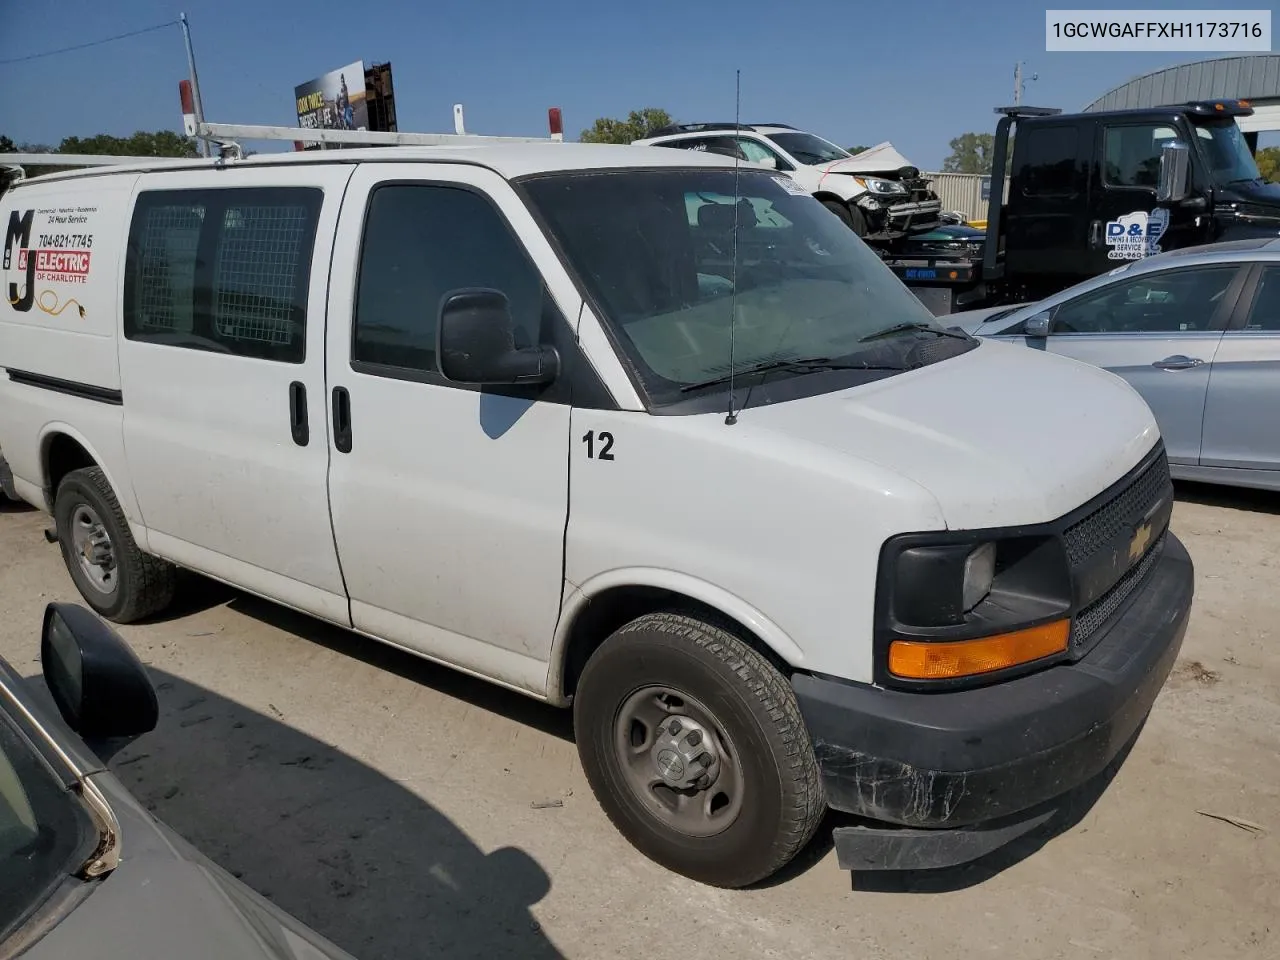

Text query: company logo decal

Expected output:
[1105,208,1169,260]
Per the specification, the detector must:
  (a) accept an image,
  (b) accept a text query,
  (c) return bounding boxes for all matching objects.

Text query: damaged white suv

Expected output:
[634,123,942,243]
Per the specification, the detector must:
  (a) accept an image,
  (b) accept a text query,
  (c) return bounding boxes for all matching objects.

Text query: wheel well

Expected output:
[43,433,95,504]
[560,586,792,700]
[813,192,849,208]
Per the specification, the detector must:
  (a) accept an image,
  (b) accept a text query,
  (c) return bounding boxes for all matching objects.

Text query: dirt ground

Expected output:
[0,484,1276,960]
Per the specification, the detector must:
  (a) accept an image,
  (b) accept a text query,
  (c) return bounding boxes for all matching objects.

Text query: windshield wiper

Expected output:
[859,321,970,343]
[680,357,906,393]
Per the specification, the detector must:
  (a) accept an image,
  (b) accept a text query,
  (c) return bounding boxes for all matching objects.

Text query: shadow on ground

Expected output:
[1174,480,1280,516]
[24,664,565,959]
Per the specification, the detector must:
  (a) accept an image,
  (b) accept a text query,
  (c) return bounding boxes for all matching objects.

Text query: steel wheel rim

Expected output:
[69,503,118,598]
[613,685,746,838]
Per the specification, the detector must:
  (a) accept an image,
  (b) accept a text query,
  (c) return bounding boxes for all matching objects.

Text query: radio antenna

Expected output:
[725,68,742,426]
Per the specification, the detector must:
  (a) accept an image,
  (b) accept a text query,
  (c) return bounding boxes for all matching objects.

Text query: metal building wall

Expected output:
[1083,55,1280,112]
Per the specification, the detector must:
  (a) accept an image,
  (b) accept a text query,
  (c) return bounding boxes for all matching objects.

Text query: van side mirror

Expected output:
[41,602,158,740]
[436,289,559,386]
[1157,141,1190,203]
[1024,311,1052,338]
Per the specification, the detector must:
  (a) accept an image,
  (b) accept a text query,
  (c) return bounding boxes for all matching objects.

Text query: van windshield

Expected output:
[1193,119,1262,184]
[522,168,964,408]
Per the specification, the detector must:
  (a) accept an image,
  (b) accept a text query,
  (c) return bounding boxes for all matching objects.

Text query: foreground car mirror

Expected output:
[436,288,559,386]
[1024,311,1052,339]
[41,602,158,740]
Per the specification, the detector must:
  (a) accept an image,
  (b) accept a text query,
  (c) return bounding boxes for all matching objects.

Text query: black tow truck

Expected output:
[889,99,1280,315]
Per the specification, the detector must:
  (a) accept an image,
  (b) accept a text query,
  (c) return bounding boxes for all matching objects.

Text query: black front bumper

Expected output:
[793,531,1192,834]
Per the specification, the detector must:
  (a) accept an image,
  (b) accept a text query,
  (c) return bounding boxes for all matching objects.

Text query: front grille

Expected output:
[1062,449,1173,570]
[1071,532,1165,650]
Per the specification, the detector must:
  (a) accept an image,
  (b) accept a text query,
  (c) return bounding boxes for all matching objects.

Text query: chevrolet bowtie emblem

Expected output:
[1128,522,1153,563]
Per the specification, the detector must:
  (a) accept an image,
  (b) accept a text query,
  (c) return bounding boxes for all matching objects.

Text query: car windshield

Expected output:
[521,168,964,407]
[0,707,96,941]
[763,133,851,166]
[1193,119,1262,184]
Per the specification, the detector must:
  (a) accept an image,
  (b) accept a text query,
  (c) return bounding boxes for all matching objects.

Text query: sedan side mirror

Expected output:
[41,602,158,740]
[436,289,559,386]
[755,154,777,170]
[1157,141,1190,204]
[1024,311,1052,338]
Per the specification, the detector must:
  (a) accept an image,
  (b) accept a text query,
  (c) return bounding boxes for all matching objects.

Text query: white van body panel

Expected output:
[116,165,354,625]
[322,162,583,694]
[0,174,139,516]
[562,406,947,684]
[743,339,1162,530]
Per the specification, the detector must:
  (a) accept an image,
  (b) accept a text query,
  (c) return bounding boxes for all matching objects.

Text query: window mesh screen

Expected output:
[136,204,205,332]
[212,204,311,345]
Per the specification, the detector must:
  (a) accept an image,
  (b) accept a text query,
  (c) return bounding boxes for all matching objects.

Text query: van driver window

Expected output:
[352,184,545,377]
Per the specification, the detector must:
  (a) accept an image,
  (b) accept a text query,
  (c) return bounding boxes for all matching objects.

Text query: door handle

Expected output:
[332,386,352,453]
[1152,355,1204,370]
[1089,220,1103,249]
[288,381,309,447]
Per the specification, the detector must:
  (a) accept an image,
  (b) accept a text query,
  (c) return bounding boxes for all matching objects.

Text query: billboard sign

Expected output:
[294,61,368,133]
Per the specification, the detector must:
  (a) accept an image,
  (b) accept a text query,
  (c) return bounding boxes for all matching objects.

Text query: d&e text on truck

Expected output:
[0,140,1193,887]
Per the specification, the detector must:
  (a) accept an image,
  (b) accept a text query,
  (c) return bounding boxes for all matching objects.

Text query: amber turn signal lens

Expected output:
[888,620,1070,680]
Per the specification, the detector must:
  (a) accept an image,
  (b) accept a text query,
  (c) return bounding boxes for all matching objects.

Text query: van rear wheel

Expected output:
[53,467,176,624]
[574,612,825,888]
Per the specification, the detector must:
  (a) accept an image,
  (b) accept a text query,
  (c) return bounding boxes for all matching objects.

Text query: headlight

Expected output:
[961,542,996,611]
[875,533,1073,689]
[855,177,908,195]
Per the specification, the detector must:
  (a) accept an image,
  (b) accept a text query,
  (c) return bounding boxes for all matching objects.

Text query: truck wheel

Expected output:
[822,199,867,236]
[574,611,825,888]
[53,467,176,624]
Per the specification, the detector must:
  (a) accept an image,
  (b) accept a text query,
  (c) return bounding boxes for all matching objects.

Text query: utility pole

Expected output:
[180,13,208,157]
[1013,61,1039,107]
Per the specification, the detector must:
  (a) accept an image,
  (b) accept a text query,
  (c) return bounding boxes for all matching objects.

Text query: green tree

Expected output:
[58,130,198,158]
[579,108,674,144]
[0,135,14,153]
[846,144,871,155]
[1257,146,1280,182]
[942,132,999,174]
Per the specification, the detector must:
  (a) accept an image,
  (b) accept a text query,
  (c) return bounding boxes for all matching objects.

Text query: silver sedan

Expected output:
[953,239,1280,492]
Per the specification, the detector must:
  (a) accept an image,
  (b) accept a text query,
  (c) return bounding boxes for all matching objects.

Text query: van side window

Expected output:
[124,187,322,363]
[352,184,544,377]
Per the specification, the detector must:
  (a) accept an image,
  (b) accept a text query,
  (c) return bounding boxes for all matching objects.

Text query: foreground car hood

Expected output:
[743,338,1160,530]
[26,773,355,960]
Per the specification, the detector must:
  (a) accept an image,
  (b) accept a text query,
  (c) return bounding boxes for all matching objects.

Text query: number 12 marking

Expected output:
[582,430,615,461]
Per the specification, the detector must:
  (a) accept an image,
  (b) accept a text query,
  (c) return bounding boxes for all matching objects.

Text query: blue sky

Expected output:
[2,0,1275,170]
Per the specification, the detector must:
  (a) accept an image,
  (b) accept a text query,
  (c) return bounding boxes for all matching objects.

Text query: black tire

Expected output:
[574,612,825,888]
[53,467,176,623]
[821,199,867,236]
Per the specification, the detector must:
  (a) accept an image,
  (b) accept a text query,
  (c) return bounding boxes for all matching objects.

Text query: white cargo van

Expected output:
[0,143,1193,888]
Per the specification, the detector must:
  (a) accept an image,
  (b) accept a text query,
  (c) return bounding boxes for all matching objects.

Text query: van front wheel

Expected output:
[574,612,825,888]
[53,467,176,624]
